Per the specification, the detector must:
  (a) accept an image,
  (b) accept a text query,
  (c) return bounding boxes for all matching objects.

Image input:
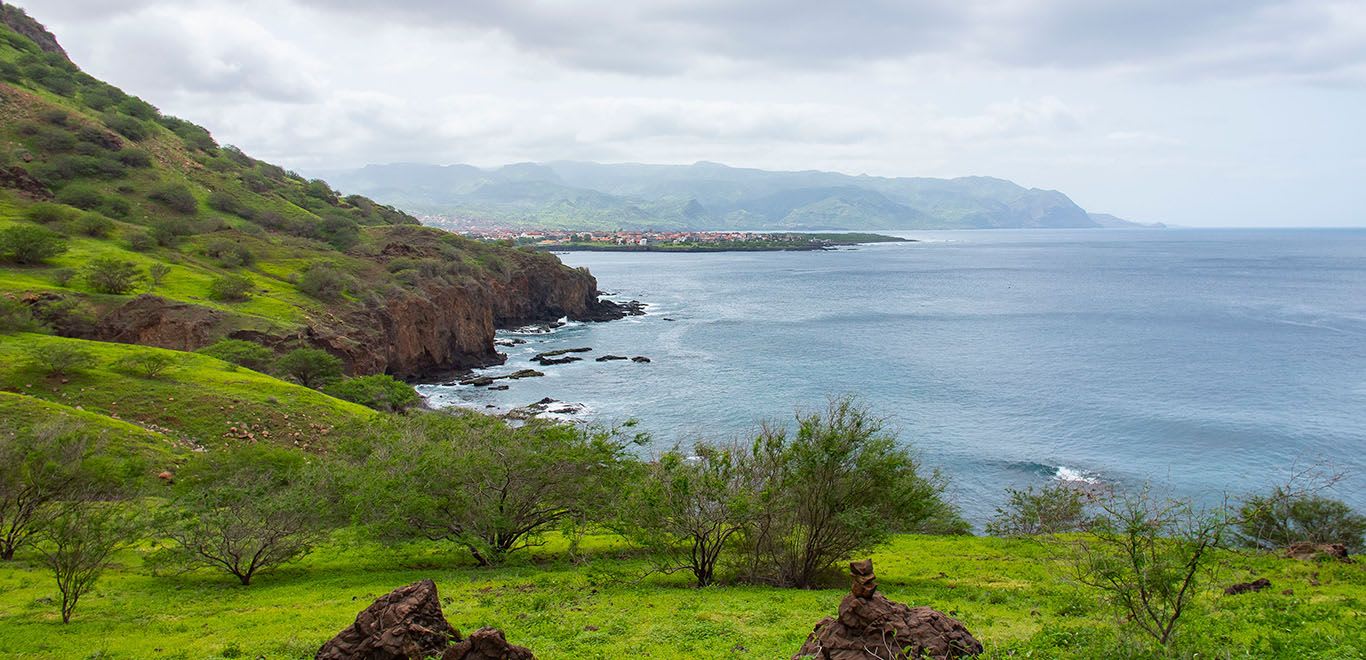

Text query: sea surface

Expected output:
[419,229,1366,526]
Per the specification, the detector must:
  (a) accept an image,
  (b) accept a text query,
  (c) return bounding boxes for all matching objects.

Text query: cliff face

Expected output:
[0,3,69,63]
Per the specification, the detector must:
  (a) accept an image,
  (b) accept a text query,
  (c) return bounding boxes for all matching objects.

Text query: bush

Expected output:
[0,225,68,264]
[31,297,97,337]
[735,398,966,587]
[25,344,97,377]
[147,263,171,289]
[25,202,79,225]
[986,483,1092,537]
[0,420,94,560]
[616,443,754,587]
[206,190,247,217]
[297,263,348,301]
[100,196,131,218]
[114,148,151,168]
[149,184,197,214]
[342,413,633,566]
[203,237,254,268]
[117,96,158,120]
[103,114,148,141]
[55,184,104,210]
[207,274,254,302]
[0,297,46,334]
[74,125,121,151]
[323,375,421,412]
[82,257,144,294]
[1238,486,1366,553]
[196,339,274,371]
[318,215,360,250]
[127,230,155,252]
[111,352,179,379]
[149,218,191,246]
[153,445,331,585]
[30,126,77,153]
[69,212,114,238]
[276,348,343,389]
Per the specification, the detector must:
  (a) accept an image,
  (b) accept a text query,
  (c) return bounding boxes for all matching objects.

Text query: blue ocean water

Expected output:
[419,229,1366,526]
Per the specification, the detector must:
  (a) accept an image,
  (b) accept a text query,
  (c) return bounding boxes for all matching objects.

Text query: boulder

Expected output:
[507,369,544,379]
[316,580,535,660]
[595,355,629,362]
[1285,543,1351,562]
[794,560,982,660]
[533,347,593,359]
[315,579,457,660]
[631,356,651,363]
[1224,578,1271,595]
[533,356,582,366]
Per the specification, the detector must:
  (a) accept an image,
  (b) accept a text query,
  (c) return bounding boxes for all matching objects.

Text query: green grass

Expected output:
[0,390,182,465]
[0,333,376,448]
[0,533,1360,659]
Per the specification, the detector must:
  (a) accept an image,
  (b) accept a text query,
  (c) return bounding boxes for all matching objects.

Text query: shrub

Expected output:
[196,339,274,371]
[55,184,104,210]
[111,352,179,379]
[102,114,148,141]
[0,420,94,560]
[342,413,633,566]
[31,297,97,337]
[149,184,197,214]
[206,190,247,217]
[153,445,331,585]
[74,125,121,150]
[0,61,19,83]
[318,215,360,250]
[986,483,1092,537]
[297,263,348,301]
[0,225,68,264]
[147,263,171,289]
[100,196,131,219]
[276,348,343,389]
[25,202,79,225]
[206,274,254,302]
[127,230,155,252]
[116,96,157,120]
[1238,486,1366,553]
[203,237,254,268]
[30,125,77,153]
[70,212,114,238]
[82,257,144,294]
[25,344,97,377]
[616,443,754,587]
[149,218,190,246]
[0,297,46,334]
[735,398,966,587]
[323,375,421,412]
[114,148,151,168]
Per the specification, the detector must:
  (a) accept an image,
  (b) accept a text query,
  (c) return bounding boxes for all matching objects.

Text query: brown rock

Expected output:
[0,165,53,200]
[316,579,457,660]
[96,295,224,351]
[1224,578,1271,595]
[443,627,535,660]
[1284,543,1351,562]
[794,560,982,660]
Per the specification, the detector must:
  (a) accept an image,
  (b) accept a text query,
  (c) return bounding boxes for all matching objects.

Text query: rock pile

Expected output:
[316,580,533,660]
[793,559,981,660]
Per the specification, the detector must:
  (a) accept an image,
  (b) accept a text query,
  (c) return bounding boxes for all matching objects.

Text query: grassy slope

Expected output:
[0,333,375,448]
[0,390,181,465]
[0,533,1360,659]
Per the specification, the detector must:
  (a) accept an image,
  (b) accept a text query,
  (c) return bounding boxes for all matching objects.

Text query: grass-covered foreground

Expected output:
[0,532,1361,659]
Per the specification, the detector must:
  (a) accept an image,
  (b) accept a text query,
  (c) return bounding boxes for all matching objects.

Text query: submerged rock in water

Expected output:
[631,356,652,363]
[596,355,629,362]
[576,299,647,322]
[507,369,544,379]
[494,338,527,347]
[793,559,982,660]
[534,347,592,359]
[534,355,583,366]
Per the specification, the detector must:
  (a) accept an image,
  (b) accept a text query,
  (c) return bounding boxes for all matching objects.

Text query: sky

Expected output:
[26,0,1366,227]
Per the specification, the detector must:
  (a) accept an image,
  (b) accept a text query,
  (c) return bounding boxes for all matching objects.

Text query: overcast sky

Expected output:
[28,0,1366,226]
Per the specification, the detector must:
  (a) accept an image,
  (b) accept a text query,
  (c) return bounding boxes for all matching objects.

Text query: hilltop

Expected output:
[321,160,1159,232]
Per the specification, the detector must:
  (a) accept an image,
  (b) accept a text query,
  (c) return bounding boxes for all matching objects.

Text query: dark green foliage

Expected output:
[35,155,125,182]
[149,218,191,246]
[152,445,331,585]
[28,125,77,153]
[0,225,68,264]
[986,483,1092,537]
[1238,486,1366,553]
[55,184,103,210]
[147,263,170,289]
[49,268,76,287]
[616,443,753,586]
[0,297,46,334]
[116,96,157,120]
[114,148,151,168]
[735,398,966,587]
[81,257,143,294]
[102,114,148,141]
[69,212,114,238]
[74,125,121,151]
[24,202,79,225]
[341,413,634,565]
[111,352,179,379]
[148,184,197,214]
[29,297,96,337]
[158,116,216,151]
[206,191,253,219]
[297,262,348,300]
[318,215,359,250]
[39,109,70,126]
[126,230,155,252]
[276,348,343,389]
[79,86,115,110]
[0,61,20,82]
[323,375,420,413]
[203,237,254,268]
[0,419,93,560]
[25,344,96,377]
[207,274,254,302]
[196,339,274,372]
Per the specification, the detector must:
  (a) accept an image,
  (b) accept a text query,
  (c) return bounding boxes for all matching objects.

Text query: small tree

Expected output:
[0,297,46,334]
[1238,486,1366,553]
[1069,487,1231,648]
[196,338,274,371]
[154,445,331,585]
[38,497,143,622]
[297,263,348,301]
[0,421,91,560]
[147,263,171,289]
[207,274,254,301]
[111,351,179,379]
[277,348,343,389]
[736,398,966,587]
[82,257,144,294]
[323,374,420,412]
[26,344,96,377]
[0,225,68,265]
[616,444,754,587]
[344,413,633,566]
[986,483,1091,537]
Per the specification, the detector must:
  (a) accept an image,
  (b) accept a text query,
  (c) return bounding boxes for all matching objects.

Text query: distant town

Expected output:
[431,222,909,252]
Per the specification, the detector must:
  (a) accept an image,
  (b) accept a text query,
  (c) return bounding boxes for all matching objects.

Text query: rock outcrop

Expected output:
[1284,542,1351,562]
[794,560,982,660]
[1224,578,1272,595]
[316,580,534,660]
[96,295,225,351]
[0,3,71,63]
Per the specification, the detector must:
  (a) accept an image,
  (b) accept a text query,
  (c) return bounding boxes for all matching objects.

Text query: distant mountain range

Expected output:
[321,161,1162,231]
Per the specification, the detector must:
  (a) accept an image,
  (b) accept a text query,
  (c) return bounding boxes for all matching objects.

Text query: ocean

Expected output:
[418,229,1366,526]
